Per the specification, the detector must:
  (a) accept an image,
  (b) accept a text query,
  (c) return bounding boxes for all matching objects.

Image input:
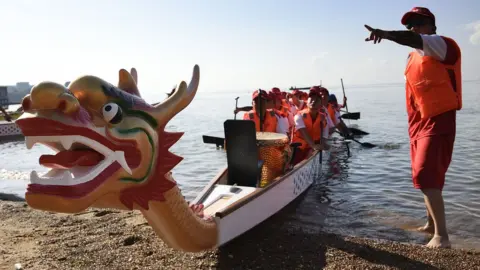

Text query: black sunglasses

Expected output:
[405,17,431,30]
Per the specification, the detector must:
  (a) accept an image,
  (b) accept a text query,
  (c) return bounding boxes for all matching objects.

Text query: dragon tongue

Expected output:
[39,149,105,169]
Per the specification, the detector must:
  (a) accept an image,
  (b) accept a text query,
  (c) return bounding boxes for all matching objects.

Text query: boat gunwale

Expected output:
[191,167,228,204]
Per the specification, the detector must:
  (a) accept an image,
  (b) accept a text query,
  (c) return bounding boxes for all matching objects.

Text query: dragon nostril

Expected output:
[58,100,67,112]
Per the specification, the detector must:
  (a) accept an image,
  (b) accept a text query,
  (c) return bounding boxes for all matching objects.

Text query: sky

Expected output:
[1,0,479,101]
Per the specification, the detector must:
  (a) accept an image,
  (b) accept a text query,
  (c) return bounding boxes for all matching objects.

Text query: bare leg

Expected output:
[416,197,435,234]
[422,188,451,248]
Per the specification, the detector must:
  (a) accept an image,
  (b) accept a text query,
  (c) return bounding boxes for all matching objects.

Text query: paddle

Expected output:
[340,79,361,120]
[234,97,239,120]
[335,131,376,148]
[202,135,225,148]
[341,112,360,120]
[348,127,370,136]
[289,86,310,91]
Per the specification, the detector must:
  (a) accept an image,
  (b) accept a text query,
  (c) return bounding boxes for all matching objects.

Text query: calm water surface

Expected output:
[1,82,479,250]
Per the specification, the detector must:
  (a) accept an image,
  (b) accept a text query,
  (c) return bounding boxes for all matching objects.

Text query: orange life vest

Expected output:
[245,109,278,132]
[404,36,462,119]
[291,109,326,150]
[327,104,337,124]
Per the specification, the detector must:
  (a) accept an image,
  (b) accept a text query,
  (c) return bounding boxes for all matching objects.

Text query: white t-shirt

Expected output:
[405,35,448,82]
[325,112,335,129]
[290,103,298,116]
[294,113,329,139]
[275,114,290,136]
[416,34,447,61]
[289,100,305,115]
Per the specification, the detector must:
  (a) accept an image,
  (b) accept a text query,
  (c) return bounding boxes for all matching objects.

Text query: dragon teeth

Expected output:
[61,137,73,150]
[114,151,132,175]
[30,170,40,184]
[25,137,35,149]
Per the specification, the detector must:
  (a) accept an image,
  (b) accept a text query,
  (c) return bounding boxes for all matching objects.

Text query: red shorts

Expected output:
[410,135,455,190]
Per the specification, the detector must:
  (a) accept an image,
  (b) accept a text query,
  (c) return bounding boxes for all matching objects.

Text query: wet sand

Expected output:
[1,200,479,270]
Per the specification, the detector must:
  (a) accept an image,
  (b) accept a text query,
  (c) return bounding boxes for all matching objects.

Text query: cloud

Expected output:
[465,20,480,45]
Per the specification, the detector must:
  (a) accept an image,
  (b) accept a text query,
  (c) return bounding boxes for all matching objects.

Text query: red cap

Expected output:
[401,7,435,25]
[318,86,329,95]
[269,91,282,101]
[252,89,268,100]
[292,89,301,95]
[271,87,281,94]
[308,86,322,98]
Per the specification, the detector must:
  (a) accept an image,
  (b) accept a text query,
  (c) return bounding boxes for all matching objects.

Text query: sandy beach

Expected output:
[1,200,479,270]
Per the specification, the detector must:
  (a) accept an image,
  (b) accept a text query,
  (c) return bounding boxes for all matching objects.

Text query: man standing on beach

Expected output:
[364,7,462,248]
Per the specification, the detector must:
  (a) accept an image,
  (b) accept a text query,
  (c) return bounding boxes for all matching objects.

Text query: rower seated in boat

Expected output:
[267,90,291,137]
[288,89,307,116]
[290,86,330,165]
[315,87,352,138]
[242,89,282,133]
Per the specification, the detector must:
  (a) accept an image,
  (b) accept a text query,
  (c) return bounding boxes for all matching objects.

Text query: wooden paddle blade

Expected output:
[202,135,224,147]
[341,112,360,120]
[224,120,260,187]
[348,127,369,136]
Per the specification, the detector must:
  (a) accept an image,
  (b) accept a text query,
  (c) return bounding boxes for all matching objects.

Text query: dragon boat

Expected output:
[14,65,329,253]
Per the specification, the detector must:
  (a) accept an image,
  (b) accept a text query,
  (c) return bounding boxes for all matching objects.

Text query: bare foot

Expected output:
[416,224,435,234]
[426,235,451,248]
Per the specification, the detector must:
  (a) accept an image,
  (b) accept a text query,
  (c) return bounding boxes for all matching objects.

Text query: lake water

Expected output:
[1,81,479,250]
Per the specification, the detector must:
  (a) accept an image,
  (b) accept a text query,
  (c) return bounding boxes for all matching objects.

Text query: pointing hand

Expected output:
[364,25,387,44]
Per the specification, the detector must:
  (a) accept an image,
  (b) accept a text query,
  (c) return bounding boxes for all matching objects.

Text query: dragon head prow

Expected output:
[16,65,200,213]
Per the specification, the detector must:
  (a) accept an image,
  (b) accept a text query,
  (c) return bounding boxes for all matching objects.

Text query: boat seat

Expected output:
[224,119,262,187]
[202,184,259,215]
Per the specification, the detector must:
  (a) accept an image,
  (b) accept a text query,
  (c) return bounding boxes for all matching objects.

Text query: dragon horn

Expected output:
[152,65,200,126]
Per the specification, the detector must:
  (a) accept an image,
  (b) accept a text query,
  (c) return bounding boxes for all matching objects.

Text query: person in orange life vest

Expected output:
[301,91,308,101]
[328,94,347,111]
[327,94,352,137]
[262,91,289,136]
[364,7,461,248]
[242,89,279,132]
[271,89,295,129]
[317,87,352,138]
[288,89,307,116]
[291,87,331,165]
[270,88,288,113]
[270,88,291,112]
[233,88,280,115]
[234,89,272,115]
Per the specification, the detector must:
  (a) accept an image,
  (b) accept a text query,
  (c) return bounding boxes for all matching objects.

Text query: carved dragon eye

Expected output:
[102,103,123,124]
